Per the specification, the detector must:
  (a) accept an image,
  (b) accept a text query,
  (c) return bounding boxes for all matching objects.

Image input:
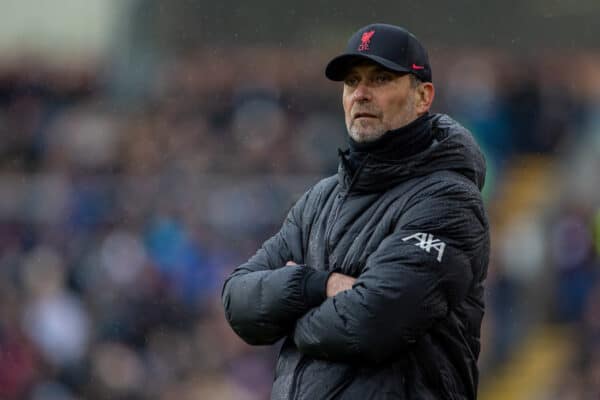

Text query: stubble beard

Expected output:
[348,101,417,143]
[347,119,387,143]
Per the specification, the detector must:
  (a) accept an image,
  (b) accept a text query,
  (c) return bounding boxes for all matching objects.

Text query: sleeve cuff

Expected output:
[302,269,331,308]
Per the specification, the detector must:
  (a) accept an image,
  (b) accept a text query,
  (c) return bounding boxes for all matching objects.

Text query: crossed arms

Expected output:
[284,261,356,297]
[222,184,485,364]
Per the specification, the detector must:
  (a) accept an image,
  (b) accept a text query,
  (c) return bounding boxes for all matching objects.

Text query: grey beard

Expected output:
[348,126,387,143]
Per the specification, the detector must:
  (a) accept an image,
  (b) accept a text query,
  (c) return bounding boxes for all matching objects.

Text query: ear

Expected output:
[415,82,435,114]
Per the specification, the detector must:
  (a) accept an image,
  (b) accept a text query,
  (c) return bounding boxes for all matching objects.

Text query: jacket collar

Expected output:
[337,114,486,193]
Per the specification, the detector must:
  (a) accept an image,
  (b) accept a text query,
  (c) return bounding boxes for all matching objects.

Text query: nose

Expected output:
[351,81,372,103]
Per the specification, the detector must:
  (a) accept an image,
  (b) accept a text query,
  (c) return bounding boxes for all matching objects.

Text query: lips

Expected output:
[353,112,378,119]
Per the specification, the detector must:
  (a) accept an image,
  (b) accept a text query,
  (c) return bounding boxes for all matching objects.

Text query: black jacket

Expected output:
[222,114,490,399]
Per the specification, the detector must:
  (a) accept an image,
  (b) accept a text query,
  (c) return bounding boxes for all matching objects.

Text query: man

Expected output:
[222,23,489,399]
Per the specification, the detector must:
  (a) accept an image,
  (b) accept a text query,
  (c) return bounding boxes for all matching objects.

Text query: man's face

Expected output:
[342,62,420,143]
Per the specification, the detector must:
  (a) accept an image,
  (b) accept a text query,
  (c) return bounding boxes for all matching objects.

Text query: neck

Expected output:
[347,113,434,159]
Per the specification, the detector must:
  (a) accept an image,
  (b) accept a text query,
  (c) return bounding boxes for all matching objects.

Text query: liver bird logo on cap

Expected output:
[358,30,375,51]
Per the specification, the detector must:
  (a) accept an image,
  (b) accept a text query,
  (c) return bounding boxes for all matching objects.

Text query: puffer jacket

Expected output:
[222,114,490,399]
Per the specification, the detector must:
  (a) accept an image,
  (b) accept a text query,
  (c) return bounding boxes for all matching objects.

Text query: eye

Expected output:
[374,73,392,84]
[344,76,359,87]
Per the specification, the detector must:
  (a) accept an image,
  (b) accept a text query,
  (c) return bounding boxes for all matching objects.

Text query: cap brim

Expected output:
[325,53,411,81]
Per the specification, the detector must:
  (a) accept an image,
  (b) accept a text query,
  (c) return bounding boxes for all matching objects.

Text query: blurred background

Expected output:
[0,0,599,399]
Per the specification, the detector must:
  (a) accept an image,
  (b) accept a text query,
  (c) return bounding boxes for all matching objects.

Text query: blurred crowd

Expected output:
[0,48,599,399]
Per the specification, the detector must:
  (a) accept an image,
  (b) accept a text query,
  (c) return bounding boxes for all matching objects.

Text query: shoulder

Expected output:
[312,174,338,194]
[399,174,489,249]
[400,171,488,231]
[301,174,338,203]
[429,170,482,198]
[289,174,339,217]
[382,169,483,217]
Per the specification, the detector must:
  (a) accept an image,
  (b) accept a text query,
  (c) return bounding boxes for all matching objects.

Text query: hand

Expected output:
[326,273,356,297]
[286,261,355,298]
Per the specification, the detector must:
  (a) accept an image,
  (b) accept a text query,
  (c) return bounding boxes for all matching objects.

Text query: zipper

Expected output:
[324,154,371,263]
[288,356,309,400]
[324,191,346,261]
[288,154,371,399]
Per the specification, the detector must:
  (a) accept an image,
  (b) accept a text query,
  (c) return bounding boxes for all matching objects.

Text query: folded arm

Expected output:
[222,189,330,345]
[292,184,486,364]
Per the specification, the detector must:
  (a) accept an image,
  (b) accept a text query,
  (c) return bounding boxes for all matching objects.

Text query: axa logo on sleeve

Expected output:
[402,233,446,262]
